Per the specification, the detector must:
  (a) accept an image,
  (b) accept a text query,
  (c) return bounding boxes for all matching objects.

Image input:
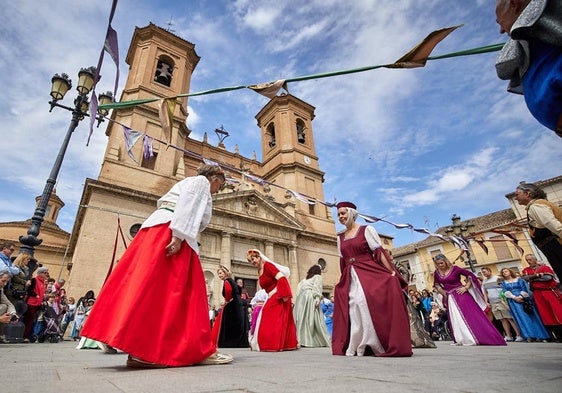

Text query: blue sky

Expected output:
[0,0,560,247]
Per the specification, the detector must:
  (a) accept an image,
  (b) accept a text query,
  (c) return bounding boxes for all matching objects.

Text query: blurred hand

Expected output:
[165,236,182,257]
[0,313,11,323]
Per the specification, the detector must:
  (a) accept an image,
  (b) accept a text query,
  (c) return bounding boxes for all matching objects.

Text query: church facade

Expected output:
[64,23,351,304]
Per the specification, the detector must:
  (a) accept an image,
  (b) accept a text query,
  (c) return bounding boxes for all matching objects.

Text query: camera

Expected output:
[10,314,18,322]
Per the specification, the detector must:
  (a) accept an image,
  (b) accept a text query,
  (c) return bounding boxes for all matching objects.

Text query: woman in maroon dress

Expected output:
[247,249,298,352]
[332,201,412,357]
[80,164,233,368]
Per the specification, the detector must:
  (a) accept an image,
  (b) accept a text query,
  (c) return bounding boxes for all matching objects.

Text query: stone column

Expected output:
[264,241,274,259]
[220,232,232,271]
[215,232,232,305]
[288,244,299,292]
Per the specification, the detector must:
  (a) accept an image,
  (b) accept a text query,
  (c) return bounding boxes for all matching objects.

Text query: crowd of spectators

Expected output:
[2,238,560,346]
[0,242,95,344]
[409,256,561,344]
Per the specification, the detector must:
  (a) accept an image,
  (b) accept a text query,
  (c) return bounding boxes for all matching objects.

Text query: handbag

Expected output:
[522,297,534,314]
[11,289,28,300]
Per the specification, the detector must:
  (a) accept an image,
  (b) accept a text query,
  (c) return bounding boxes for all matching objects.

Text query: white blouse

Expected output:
[141,175,212,254]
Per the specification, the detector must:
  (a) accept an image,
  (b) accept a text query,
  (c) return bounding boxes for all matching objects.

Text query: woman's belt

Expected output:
[159,201,176,212]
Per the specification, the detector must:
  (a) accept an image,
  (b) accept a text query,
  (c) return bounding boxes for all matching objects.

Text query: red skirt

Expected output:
[80,224,216,366]
[252,294,298,351]
[210,308,223,346]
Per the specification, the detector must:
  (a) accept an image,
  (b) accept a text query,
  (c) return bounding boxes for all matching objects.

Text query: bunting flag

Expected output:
[244,173,269,185]
[122,126,143,162]
[87,0,120,146]
[104,25,120,97]
[385,25,462,68]
[287,190,317,205]
[88,93,99,137]
[97,26,505,113]
[158,98,176,145]
[491,230,526,256]
[110,115,527,259]
[358,213,452,242]
[475,238,489,254]
[142,135,154,159]
[203,157,221,167]
[247,80,288,99]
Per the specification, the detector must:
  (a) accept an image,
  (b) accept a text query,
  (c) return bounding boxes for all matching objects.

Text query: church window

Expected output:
[308,204,315,215]
[296,119,306,143]
[490,235,513,261]
[141,151,158,170]
[266,122,276,148]
[154,56,174,87]
[129,223,142,238]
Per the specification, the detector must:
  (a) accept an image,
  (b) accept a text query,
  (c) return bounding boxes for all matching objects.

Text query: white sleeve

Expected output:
[364,225,382,251]
[169,176,212,244]
[312,275,323,299]
[336,235,342,257]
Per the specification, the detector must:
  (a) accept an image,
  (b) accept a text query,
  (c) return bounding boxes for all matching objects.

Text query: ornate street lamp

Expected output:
[19,67,113,261]
[445,214,476,272]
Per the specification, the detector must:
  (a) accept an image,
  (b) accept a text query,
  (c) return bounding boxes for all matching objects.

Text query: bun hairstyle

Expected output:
[197,163,225,180]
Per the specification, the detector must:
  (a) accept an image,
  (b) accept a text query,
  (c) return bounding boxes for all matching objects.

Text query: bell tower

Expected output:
[256,93,335,237]
[98,23,200,195]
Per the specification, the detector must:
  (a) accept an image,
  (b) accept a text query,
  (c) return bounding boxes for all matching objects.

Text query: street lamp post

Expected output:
[445,214,476,273]
[19,67,113,261]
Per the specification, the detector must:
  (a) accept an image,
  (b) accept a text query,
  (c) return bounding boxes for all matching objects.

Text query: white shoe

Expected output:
[514,336,525,342]
[197,352,233,365]
[97,342,118,354]
[505,337,514,342]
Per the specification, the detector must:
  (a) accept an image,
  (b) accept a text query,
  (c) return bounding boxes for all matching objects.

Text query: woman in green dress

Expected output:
[293,265,331,347]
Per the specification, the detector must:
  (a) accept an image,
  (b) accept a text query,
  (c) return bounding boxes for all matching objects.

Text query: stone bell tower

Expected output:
[66,24,341,299]
[66,24,202,297]
[99,23,200,195]
[256,93,335,238]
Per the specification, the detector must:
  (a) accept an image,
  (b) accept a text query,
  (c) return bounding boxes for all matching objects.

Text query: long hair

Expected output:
[500,267,518,280]
[432,254,452,270]
[13,253,31,268]
[306,265,322,279]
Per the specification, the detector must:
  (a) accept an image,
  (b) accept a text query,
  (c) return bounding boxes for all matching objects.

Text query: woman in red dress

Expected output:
[332,201,412,357]
[522,254,562,341]
[80,164,233,368]
[247,249,298,352]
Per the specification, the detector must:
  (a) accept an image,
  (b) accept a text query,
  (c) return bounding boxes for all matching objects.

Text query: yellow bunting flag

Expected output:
[158,98,177,145]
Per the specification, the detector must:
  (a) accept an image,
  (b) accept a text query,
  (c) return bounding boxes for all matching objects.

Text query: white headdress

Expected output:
[247,248,291,278]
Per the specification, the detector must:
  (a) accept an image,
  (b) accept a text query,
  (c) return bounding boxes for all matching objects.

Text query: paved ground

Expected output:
[1,339,561,393]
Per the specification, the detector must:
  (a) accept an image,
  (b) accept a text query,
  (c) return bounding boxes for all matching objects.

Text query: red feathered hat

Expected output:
[336,201,357,209]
